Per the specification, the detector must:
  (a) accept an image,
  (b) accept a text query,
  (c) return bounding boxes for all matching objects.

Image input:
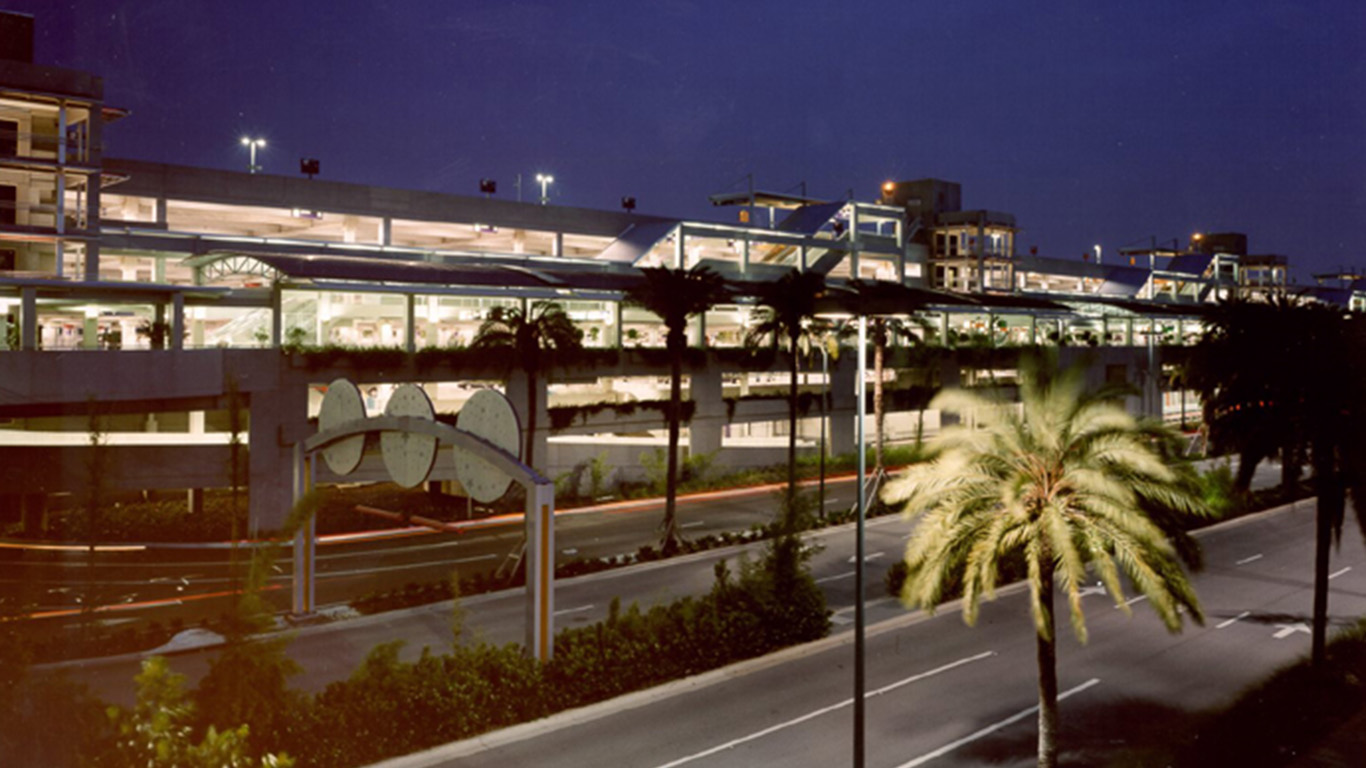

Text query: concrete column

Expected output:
[20,287,36,350]
[82,313,97,350]
[405,294,417,354]
[849,205,860,278]
[687,311,705,347]
[674,226,685,268]
[553,232,564,258]
[270,285,283,347]
[84,100,103,282]
[380,217,392,246]
[689,360,725,457]
[505,370,548,473]
[248,381,309,534]
[609,302,623,348]
[1125,318,1134,347]
[154,258,166,284]
[171,293,185,351]
[155,196,168,227]
[828,353,857,457]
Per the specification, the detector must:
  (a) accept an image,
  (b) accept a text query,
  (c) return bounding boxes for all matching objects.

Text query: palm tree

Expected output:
[744,269,826,507]
[1186,296,1305,492]
[471,301,583,471]
[626,265,731,551]
[883,356,1208,768]
[1191,298,1366,667]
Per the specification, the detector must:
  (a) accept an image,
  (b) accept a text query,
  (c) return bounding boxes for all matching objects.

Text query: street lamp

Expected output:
[240,136,266,174]
[535,173,554,205]
[1093,243,1102,265]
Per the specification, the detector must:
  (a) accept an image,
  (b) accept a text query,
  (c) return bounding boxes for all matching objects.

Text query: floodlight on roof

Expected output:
[621,196,636,212]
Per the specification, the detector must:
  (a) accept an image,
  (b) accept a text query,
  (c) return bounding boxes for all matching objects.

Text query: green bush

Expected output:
[273,534,829,766]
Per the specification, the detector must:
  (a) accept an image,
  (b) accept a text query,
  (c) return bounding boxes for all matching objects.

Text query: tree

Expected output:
[1189,298,1366,666]
[471,301,583,471]
[1186,297,1305,492]
[744,269,826,508]
[883,356,1208,768]
[626,265,730,551]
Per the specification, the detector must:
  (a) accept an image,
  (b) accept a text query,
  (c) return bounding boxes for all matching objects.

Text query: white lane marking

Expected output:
[847,552,885,564]
[1273,623,1310,639]
[1330,567,1352,580]
[1117,595,1148,608]
[894,678,1101,768]
[1236,554,1264,565]
[831,614,853,625]
[815,571,856,584]
[562,548,579,556]
[681,521,706,529]
[1216,611,1251,629]
[651,651,997,768]
[1078,585,1107,597]
[553,604,594,617]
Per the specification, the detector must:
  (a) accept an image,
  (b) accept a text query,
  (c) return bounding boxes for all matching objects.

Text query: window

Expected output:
[0,120,16,156]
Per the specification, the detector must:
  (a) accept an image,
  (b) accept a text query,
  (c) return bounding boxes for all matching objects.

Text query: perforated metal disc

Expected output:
[318,379,366,476]
[381,384,438,489]
[454,388,521,503]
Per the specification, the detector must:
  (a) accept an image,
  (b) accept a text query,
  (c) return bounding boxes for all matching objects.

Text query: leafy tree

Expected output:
[471,301,583,471]
[627,265,730,550]
[744,269,826,509]
[883,356,1208,768]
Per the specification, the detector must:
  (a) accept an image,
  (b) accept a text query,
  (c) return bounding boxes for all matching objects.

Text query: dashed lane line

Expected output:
[651,651,997,768]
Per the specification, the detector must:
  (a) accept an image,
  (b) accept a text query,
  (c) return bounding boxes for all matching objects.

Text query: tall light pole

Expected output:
[854,313,867,768]
[535,173,554,205]
[240,136,266,174]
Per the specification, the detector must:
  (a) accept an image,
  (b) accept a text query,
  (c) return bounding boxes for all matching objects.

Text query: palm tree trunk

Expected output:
[874,336,885,472]
[1312,450,1342,667]
[787,331,799,510]
[524,367,538,471]
[662,333,683,551]
[1036,566,1060,768]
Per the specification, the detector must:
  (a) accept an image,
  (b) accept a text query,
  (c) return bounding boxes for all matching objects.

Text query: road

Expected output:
[380,496,1366,767]
[5,473,865,635]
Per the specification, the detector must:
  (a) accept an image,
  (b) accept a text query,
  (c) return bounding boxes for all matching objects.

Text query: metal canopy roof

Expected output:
[775,201,847,235]
[707,190,829,209]
[595,220,678,264]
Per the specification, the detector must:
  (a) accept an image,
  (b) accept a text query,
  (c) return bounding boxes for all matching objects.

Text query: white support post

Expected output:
[525,481,556,660]
[291,445,317,616]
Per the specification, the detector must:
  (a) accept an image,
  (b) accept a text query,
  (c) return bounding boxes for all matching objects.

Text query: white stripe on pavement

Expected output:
[651,651,997,768]
[1216,611,1251,629]
[1330,567,1352,580]
[1236,554,1264,565]
[894,678,1101,768]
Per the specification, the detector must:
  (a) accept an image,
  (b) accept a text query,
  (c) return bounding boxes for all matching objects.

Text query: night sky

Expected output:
[14,1,1366,281]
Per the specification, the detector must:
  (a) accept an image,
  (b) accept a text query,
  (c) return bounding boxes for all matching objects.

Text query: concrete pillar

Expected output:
[380,217,392,246]
[270,285,283,347]
[83,313,98,350]
[187,487,205,515]
[505,370,548,473]
[741,237,750,276]
[83,102,103,282]
[405,294,417,354]
[248,382,309,535]
[674,226,685,268]
[20,287,36,350]
[828,353,857,457]
[689,361,724,457]
[553,232,564,257]
[171,293,185,351]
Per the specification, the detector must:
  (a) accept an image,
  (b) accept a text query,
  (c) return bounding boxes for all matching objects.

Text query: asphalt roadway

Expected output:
[376,495,1366,768]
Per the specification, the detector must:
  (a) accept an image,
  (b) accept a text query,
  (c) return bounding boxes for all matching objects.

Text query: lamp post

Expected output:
[853,313,867,768]
[535,173,554,205]
[240,137,266,174]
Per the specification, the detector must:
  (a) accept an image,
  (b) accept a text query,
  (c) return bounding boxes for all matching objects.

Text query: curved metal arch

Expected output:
[194,253,282,285]
[303,415,550,488]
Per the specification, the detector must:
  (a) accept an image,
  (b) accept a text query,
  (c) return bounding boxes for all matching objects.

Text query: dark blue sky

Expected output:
[17,1,1366,281]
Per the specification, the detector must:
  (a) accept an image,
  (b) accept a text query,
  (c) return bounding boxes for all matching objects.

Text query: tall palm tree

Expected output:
[1186,296,1305,492]
[883,356,1207,768]
[745,269,826,507]
[471,301,583,471]
[626,264,731,551]
[1191,298,1366,666]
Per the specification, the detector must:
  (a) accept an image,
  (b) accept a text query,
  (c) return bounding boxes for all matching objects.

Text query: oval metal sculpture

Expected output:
[454,388,521,503]
[317,379,366,476]
[380,383,438,488]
